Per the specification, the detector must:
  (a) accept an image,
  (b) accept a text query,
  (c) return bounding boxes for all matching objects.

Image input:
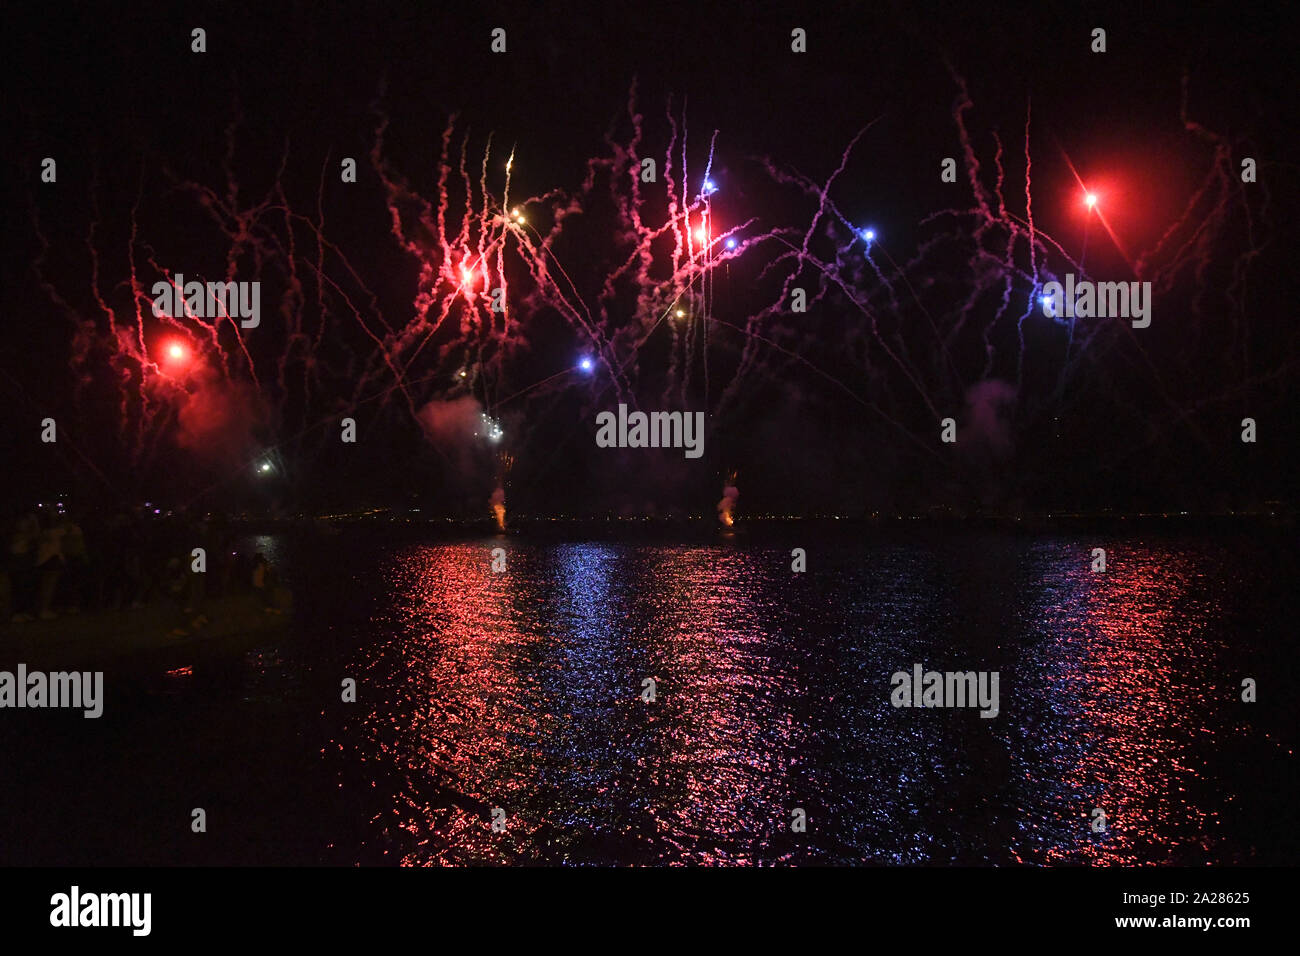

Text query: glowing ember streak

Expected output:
[717,476,739,527]
[489,487,506,531]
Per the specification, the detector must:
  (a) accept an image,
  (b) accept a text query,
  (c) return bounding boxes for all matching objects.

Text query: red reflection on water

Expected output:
[339,542,804,865]
[637,547,803,864]
[351,544,546,864]
[1033,545,1223,864]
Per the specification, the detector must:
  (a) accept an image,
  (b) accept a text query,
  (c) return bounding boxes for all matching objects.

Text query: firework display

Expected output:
[1,0,1294,941]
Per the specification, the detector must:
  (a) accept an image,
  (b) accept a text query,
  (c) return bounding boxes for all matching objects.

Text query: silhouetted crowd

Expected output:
[2,506,277,626]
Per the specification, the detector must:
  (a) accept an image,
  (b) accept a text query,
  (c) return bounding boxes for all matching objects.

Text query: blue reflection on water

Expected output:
[314,533,1295,865]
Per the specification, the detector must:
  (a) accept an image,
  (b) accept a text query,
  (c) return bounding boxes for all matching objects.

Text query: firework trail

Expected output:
[30,75,1283,507]
[729,67,1284,493]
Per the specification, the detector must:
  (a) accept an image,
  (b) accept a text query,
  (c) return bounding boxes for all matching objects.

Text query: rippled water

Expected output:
[2,528,1296,865]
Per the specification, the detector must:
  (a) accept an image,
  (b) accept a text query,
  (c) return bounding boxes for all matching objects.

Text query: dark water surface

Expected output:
[3,527,1297,865]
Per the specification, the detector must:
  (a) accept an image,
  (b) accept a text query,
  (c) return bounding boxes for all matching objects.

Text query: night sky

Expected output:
[3,0,1295,518]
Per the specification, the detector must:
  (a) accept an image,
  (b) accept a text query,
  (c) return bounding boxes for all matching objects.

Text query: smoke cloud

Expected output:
[717,483,739,526]
[962,380,1018,459]
[176,372,265,463]
[416,396,489,477]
